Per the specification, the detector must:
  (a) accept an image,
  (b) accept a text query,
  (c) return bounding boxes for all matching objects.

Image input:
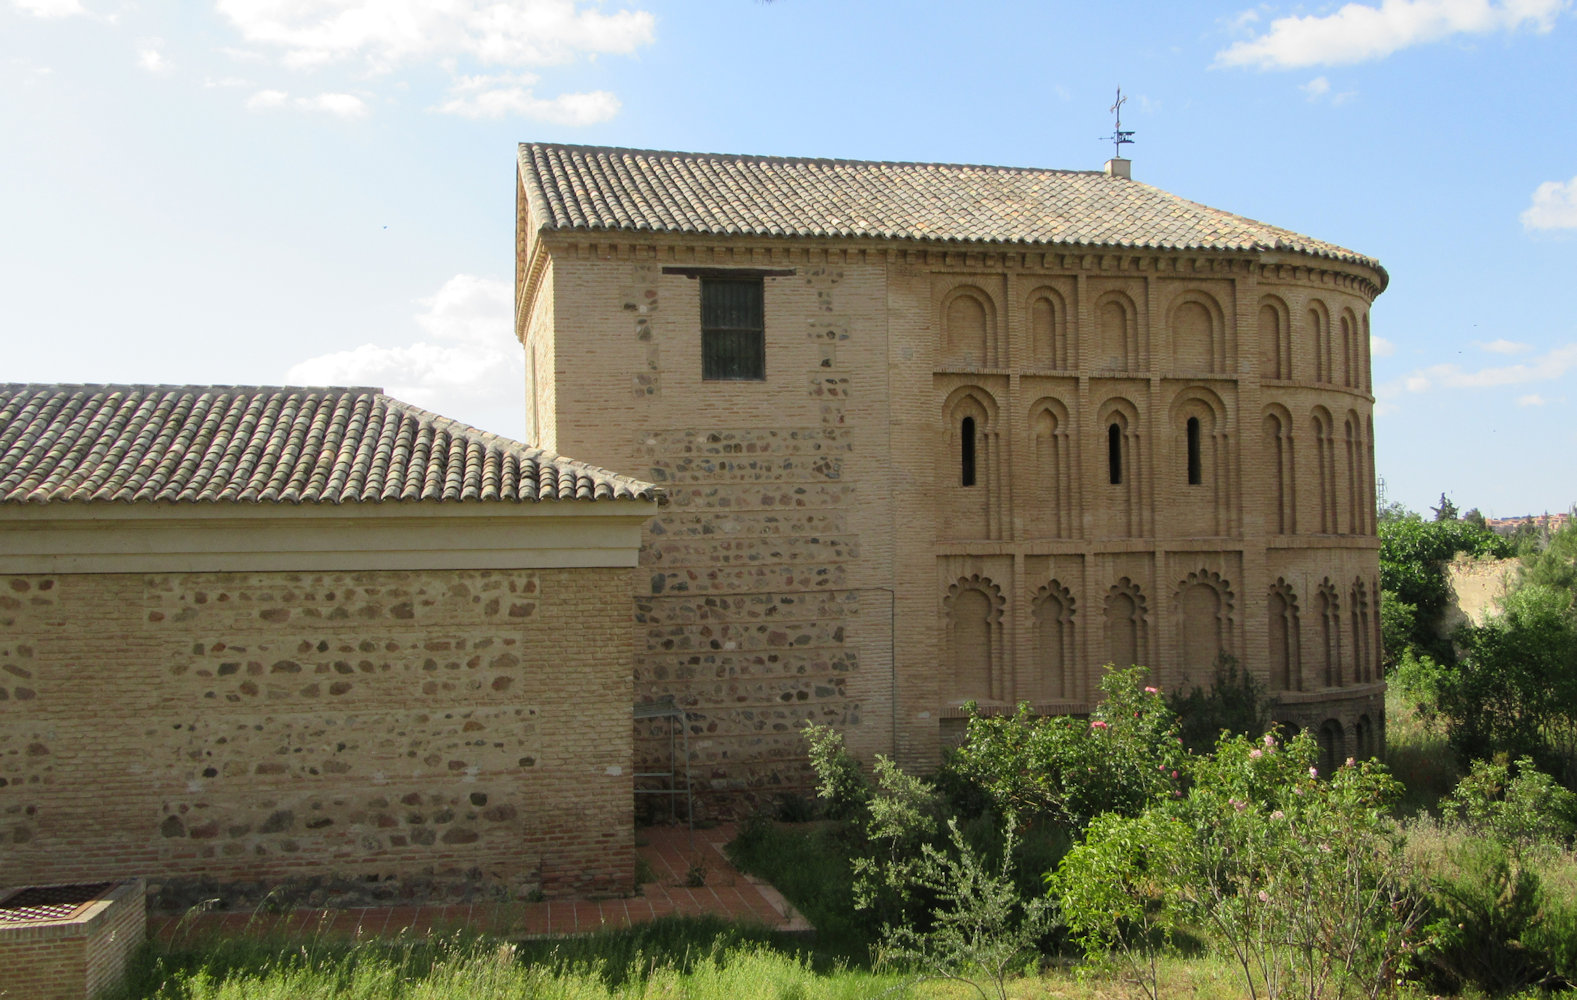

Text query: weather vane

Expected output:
[1103,86,1135,159]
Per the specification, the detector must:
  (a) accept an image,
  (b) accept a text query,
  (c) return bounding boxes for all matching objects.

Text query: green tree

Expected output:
[1379,511,1511,662]
[1432,492,1459,522]
[1440,584,1577,785]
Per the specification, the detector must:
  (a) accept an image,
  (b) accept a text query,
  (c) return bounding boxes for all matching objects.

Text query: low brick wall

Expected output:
[0,567,635,904]
[0,879,145,1000]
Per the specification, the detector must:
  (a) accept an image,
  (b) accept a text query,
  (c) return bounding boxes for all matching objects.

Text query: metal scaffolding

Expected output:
[633,696,692,830]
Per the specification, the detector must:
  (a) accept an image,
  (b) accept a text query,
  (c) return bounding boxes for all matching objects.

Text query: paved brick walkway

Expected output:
[150,823,809,943]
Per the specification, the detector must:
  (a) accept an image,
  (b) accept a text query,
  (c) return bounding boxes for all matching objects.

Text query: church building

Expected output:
[514,142,1387,799]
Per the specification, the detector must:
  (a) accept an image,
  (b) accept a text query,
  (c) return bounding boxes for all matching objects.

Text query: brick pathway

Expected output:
[149,823,809,943]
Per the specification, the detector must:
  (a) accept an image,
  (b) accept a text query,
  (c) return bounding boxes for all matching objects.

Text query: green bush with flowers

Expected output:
[1053,730,1423,1000]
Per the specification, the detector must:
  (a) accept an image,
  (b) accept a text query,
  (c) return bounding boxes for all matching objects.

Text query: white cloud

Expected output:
[1370,335,1396,357]
[436,71,618,123]
[137,45,173,76]
[245,88,288,110]
[1216,0,1569,70]
[12,0,85,17]
[286,275,523,436]
[298,91,367,117]
[1301,75,1331,97]
[1521,175,1577,229]
[1478,338,1532,354]
[216,0,656,71]
[1380,342,1577,394]
[1518,393,1546,405]
[245,88,368,117]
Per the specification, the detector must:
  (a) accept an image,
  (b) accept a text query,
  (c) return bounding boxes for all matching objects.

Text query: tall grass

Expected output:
[1386,684,1463,816]
[121,920,908,1000]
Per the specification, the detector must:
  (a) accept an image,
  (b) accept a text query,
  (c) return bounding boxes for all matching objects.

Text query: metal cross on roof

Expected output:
[1104,86,1135,159]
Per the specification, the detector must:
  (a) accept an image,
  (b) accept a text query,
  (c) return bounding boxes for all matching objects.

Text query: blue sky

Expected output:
[3,0,1574,517]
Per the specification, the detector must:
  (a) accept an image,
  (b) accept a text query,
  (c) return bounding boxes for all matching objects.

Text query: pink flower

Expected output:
[1171,770,1178,779]
[1091,720,1108,730]
[1345,757,1356,768]
[1257,890,1270,903]
[1144,686,1159,694]
[1249,749,1263,759]
[1309,766,1319,779]
[1270,810,1285,820]
[1230,798,1246,812]
[1263,733,1277,748]
[1293,786,1304,796]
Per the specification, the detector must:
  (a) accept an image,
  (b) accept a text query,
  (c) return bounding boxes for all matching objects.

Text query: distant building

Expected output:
[514,143,1387,798]
[1485,511,1572,536]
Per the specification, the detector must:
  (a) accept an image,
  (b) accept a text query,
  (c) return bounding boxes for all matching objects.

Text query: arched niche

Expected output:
[1027,396,1075,538]
[944,574,1005,704]
[1094,290,1143,372]
[1096,396,1144,538]
[1268,579,1301,691]
[1027,287,1072,370]
[1307,300,1332,384]
[1339,308,1360,389]
[1316,719,1345,776]
[1030,580,1077,702]
[941,286,998,369]
[1344,409,1365,535]
[1259,295,1292,380]
[1314,579,1342,687]
[1175,569,1234,693]
[1168,291,1228,374]
[1169,387,1230,536]
[1349,577,1373,683]
[1261,404,1296,535]
[1103,577,1148,670]
[943,386,1001,540]
[1311,406,1338,534]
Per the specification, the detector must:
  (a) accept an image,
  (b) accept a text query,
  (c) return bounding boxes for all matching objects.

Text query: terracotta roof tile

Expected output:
[0,384,658,506]
[518,142,1382,273]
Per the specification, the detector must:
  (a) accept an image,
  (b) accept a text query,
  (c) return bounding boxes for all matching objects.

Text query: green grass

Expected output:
[117,924,1456,1000]
[123,918,904,1000]
[723,816,870,955]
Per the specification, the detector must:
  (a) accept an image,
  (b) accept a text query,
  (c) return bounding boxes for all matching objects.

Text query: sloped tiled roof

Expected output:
[0,384,658,505]
[518,143,1381,273]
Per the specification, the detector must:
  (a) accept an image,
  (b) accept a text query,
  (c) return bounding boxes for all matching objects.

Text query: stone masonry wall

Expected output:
[0,566,633,904]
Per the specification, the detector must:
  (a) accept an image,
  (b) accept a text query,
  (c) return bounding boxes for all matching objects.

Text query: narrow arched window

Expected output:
[1107,423,1122,485]
[961,416,977,487]
[1186,417,1202,485]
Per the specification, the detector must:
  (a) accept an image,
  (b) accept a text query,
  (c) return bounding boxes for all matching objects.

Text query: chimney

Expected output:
[1104,157,1131,180]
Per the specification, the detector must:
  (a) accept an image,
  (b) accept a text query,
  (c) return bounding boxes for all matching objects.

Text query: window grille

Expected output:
[701,277,765,380]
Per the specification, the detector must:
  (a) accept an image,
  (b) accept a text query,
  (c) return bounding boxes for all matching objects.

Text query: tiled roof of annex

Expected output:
[0,384,659,505]
[518,142,1382,273]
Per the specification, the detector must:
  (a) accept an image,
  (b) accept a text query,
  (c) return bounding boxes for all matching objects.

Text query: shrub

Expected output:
[1441,755,1577,849]
[946,666,1187,834]
[1166,655,1269,754]
[1054,731,1423,1000]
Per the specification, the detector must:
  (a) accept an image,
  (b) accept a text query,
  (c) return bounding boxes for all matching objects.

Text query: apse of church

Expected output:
[516,143,1387,792]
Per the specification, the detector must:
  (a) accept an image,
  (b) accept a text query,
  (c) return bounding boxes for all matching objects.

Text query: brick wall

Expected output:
[0,567,634,903]
[0,880,144,1000]
[523,235,1386,800]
